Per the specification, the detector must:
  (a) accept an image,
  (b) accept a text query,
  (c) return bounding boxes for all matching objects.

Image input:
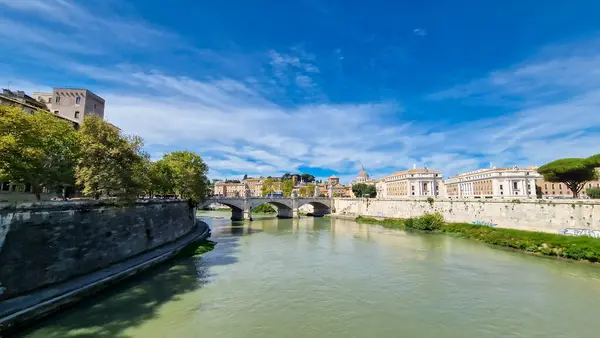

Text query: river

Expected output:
[21,211,600,338]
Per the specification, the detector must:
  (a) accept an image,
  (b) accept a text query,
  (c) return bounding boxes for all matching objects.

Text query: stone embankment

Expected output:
[0,200,210,333]
[333,197,600,235]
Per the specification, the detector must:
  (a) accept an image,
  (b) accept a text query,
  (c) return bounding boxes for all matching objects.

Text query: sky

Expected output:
[2,0,600,184]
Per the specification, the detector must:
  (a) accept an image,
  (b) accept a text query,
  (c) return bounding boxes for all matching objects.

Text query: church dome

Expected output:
[357,167,369,178]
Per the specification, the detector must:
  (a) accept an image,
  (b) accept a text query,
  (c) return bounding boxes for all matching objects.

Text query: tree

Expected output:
[76,116,147,201]
[300,173,315,183]
[261,177,276,196]
[0,107,80,200]
[225,179,240,183]
[147,159,175,197]
[306,183,316,197]
[281,173,292,181]
[282,179,295,197]
[161,150,209,205]
[299,187,309,197]
[243,174,248,180]
[537,158,598,198]
[352,183,377,198]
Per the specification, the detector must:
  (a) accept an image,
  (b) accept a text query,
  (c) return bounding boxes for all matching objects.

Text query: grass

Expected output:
[355,216,406,229]
[355,213,600,263]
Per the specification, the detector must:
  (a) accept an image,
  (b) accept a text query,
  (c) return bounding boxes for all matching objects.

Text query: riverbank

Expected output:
[0,221,212,335]
[354,215,600,263]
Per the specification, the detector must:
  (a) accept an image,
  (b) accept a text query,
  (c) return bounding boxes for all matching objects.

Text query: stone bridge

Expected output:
[200,197,333,221]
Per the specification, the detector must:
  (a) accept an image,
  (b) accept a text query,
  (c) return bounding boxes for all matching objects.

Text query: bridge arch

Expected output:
[249,200,294,219]
[296,201,331,217]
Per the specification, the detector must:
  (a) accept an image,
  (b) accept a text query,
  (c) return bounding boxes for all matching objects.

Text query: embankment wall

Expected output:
[333,198,600,235]
[0,200,196,300]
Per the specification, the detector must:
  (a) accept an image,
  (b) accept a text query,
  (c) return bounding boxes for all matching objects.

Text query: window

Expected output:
[55,96,60,103]
[552,184,555,189]
[545,184,547,189]
[513,181,518,189]
[1,182,9,191]
[53,110,59,114]
[500,184,503,190]
[75,96,81,104]
[48,97,52,103]
[74,111,80,119]
[93,103,97,110]
[589,184,592,188]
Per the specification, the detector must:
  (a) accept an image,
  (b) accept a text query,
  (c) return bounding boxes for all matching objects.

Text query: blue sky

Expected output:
[2,0,600,183]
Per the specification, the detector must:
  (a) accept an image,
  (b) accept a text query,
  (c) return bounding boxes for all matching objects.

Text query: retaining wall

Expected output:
[333,198,600,234]
[0,200,196,301]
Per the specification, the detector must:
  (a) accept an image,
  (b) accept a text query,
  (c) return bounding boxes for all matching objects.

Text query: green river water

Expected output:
[21,212,600,338]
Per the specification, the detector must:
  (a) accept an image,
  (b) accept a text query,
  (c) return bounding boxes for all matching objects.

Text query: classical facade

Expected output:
[536,168,600,198]
[33,88,105,125]
[444,166,540,198]
[382,167,442,197]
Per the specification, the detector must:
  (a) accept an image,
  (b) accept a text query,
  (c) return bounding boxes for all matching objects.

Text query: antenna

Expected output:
[358,160,364,170]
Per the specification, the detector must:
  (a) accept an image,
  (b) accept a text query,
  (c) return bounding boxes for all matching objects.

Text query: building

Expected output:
[213,181,245,197]
[33,88,105,125]
[444,166,540,198]
[375,179,387,198]
[536,168,600,198]
[242,177,264,197]
[382,166,442,197]
[0,89,49,114]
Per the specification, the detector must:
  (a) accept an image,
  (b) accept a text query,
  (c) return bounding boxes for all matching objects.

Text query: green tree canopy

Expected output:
[587,153,600,167]
[352,183,377,198]
[76,116,147,201]
[147,159,175,197]
[161,150,209,205]
[0,107,80,200]
[300,173,315,183]
[282,179,295,197]
[537,158,598,198]
[261,177,276,196]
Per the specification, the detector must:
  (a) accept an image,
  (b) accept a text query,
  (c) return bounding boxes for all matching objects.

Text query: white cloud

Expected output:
[4,1,600,183]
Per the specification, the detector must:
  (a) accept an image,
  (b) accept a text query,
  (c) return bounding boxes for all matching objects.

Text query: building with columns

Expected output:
[381,167,442,197]
[444,166,540,198]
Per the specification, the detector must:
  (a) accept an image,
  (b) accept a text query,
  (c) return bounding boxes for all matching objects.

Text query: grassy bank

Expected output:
[355,214,600,263]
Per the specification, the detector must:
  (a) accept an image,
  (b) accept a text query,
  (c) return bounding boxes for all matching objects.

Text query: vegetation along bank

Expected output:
[355,213,600,263]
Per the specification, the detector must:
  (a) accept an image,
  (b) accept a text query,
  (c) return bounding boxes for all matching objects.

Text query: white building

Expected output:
[444,166,540,198]
[375,179,387,198]
[382,166,443,197]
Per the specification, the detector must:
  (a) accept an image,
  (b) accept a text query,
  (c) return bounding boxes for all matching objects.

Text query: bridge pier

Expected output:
[230,207,252,221]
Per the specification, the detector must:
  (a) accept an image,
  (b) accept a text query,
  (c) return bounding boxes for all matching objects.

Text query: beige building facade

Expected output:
[444,166,540,198]
[33,88,105,125]
[213,181,246,197]
[536,168,600,198]
[382,167,442,197]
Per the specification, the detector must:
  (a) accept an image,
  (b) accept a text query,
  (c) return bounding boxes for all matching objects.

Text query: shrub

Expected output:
[408,212,445,231]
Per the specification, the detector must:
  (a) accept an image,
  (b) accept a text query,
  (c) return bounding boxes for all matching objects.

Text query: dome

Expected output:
[357,167,369,178]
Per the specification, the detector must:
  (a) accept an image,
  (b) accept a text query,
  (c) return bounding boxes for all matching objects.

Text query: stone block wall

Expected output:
[333,197,600,233]
[0,200,196,301]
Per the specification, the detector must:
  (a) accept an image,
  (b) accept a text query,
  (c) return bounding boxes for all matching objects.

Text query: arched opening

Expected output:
[297,202,331,217]
[199,201,244,221]
[251,201,294,219]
